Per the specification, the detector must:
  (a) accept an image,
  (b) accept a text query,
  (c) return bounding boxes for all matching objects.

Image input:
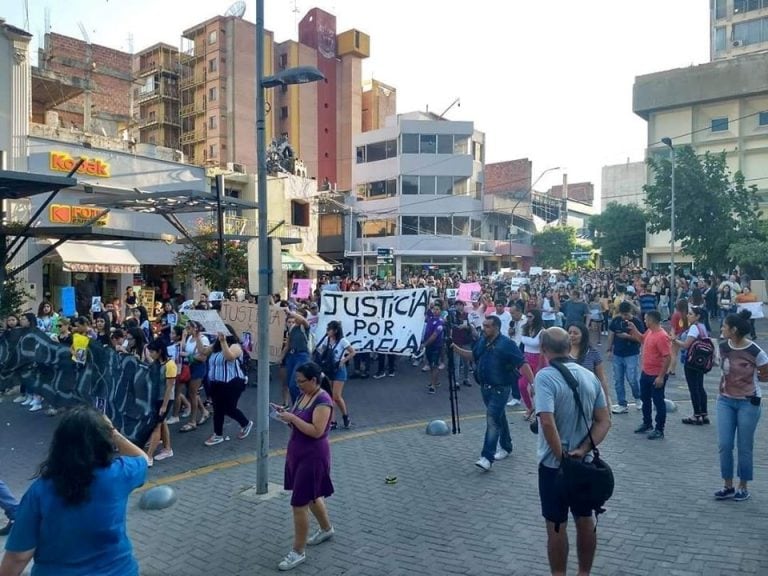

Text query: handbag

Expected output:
[549,359,614,522]
[312,335,340,380]
[177,363,192,384]
[684,323,715,373]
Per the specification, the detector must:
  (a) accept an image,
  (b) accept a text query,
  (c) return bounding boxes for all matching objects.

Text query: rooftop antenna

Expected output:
[437,97,460,119]
[23,0,30,30]
[78,21,94,133]
[223,0,246,18]
[44,6,50,33]
[127,32,134,54]
[292,0,301,27]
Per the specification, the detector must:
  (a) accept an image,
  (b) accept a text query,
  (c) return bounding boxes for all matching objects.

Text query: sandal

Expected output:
[681,416,699,425]
[179,423,197,433]
[197,413,211,426]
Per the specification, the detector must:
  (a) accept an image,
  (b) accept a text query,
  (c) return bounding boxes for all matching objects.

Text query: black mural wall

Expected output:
[0,327,162,444]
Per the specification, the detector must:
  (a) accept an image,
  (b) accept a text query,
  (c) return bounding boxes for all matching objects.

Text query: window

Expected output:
[357,218,396,238]
[734,0,764,14]
[401,215,418,235]
[291,201,310,227]
[402,134,419,153]
[453,216,469,235]
[437,134,453,154]
[419,176,435,195]
[436,216,452,235]
[209,58,218,73]
[356,179,397,200]
[760,111,768,126]
[402,175,419,195]
[385,139,398,158]
[733,17,766,45]
[436,176,453,195]
[208,30,217,44]
[209,144,217,158]
[356,146,366,164]
[209,116,217,129]
[715,0,727,18]
[281,106,289,120]
[319,214,343,236]
[714,26,726,53]
[472,141,484,162]
[419,216,435,235]
[419,134,437,154]
[471,219,482,238]
[711,117,729,132]
[453,177,469,196]
[454,136,469,155]
[148,110,156,121]
[366,141,387,162]
[279,53,288,69]
[209,87,217,102]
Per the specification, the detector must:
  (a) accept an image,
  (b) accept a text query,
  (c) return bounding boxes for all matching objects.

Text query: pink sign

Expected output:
[458,282,482,303]
[291,278,313,299]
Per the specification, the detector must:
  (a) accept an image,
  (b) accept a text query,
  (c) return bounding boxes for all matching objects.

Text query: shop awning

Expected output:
[295,253,334,271]
[52,241,141,274]
[282,252,304,271]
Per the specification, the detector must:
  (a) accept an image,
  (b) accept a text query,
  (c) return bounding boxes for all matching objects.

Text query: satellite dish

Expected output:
[224,0,246,18]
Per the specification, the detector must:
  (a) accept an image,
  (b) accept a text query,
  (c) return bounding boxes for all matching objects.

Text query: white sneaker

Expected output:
[438,363,445,370]
[611,405,629,414]
[13,395,27,404]
[306,526,334,546]
[278,550,306,571]
[180,409,191,418]
[493,449,510,461]
[506,398,521,407]
[421,365,430,372]
[166,416,180,425]
[154,449,174,461]
[29,401,43,412]
[636,400,643,410]
[238,420,253,440]
[204,434,224,446]
[22,396,33,406]
[475,457,492,471]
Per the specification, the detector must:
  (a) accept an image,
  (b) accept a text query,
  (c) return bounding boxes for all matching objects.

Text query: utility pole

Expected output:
[661,138,676,284]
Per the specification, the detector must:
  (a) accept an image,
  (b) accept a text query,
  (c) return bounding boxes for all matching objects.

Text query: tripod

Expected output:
[445,336,461,434]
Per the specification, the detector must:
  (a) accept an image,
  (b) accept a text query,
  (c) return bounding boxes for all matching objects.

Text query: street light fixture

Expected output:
[255,0,325,495]
[661,137,675,284]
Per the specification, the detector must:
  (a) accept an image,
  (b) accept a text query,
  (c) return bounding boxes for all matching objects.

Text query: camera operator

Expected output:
[452,315,534,471]
[447,300,475,388]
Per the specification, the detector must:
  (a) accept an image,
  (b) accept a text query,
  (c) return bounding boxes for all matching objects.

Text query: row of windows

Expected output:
[356,133,471,164]
[355,176,475,200]
[355,216,483,239]
[714,0,768,20]
[708,112,768,133]
[733,15,768,45]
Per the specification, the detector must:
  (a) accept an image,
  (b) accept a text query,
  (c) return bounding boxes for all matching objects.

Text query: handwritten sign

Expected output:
[315,288,429,355]
[458,282,482,303]
[139,288,155,318]
[183,310,231,335]
[291,279,313,299]
[737,301,765,319]
[219,301,286,363]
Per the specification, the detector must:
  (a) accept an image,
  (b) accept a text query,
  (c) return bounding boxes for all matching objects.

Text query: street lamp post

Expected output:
[661,137,675,285]
[255,0,324,495]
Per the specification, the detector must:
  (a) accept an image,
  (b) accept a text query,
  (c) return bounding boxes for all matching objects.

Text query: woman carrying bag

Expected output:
[313,321,356,430]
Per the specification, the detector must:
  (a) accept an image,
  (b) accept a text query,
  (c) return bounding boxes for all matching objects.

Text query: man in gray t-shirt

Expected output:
[534,327,611,576]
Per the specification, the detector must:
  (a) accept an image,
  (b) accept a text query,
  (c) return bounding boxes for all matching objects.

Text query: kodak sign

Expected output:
[49,204,109,227]
[49,151,111,177]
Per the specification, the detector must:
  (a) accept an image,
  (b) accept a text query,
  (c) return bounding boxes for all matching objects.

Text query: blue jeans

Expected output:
[717,395,762,482]
[0,480,18,521]
[612,354,641,407]
[640,372,667,432]
[285,351,311,403]
[481,385,512,461]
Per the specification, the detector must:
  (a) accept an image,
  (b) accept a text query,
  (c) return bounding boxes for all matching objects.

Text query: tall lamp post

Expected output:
[255,0,324,495]
[661,137,675,285]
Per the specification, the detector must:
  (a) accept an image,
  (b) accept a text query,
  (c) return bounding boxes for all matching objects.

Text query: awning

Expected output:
[295,253,334,271]
[52,241,141,274]
[282,252,304,271]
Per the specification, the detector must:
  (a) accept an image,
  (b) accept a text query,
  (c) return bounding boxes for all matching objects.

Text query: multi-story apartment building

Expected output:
[134,43,180,149]
[601,161,646,212]
[362,79,396,133]
[345,112,489,278]
[711,0,768,60]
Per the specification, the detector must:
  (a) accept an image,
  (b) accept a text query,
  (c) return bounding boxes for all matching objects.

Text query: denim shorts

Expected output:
[538,464,593,524]
[425,347,441,368]
[190,362,207,381]
[334,365,348,383]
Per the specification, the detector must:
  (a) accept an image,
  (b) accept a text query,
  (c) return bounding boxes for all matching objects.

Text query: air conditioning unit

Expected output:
[225,162,245,173]
[733,40,744,47]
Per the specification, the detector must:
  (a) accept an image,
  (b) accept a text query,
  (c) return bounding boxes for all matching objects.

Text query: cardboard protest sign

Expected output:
[291,278,313,299]
[737,301,765,319]
[0,327,162,445]
[219,300,286,363]
[183,310,231,335]
[315,288,429,355]
[458,282,482,303]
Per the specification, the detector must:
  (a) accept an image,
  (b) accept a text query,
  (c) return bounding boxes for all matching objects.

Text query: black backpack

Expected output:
[312,335,340,380]
[684,324,715,373]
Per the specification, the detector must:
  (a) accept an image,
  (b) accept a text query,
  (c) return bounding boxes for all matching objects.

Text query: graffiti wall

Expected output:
[0,328,161,444]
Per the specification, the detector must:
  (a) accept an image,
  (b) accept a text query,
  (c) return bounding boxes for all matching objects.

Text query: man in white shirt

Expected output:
[487,301,512,337]
[509,304,527,346]
[467,299,485,332]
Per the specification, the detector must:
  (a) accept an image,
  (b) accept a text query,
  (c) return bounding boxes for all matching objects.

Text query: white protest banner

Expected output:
[737,301,765,319]
[219,300,286,363]
[458,282,482,303]
[183,310,231,335]
[315,288,429,355]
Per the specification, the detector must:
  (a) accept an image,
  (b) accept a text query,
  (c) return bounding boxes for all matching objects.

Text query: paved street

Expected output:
[2,331,768,575]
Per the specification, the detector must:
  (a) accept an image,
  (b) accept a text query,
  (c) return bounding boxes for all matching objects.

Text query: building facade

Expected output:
[134,43,181,150]
[347,112,490,278]
[601,161,646,211]
[711,0,768,60]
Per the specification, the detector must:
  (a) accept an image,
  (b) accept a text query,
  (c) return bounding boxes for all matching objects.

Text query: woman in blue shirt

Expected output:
[0,407,149,576]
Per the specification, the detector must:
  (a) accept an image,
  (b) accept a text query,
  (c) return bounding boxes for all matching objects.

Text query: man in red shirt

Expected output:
[629,310,671,440]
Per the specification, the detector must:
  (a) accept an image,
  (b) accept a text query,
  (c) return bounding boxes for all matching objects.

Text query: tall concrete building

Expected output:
[711,0,768,60]
[134,43,180,150]
[362,79,396,133]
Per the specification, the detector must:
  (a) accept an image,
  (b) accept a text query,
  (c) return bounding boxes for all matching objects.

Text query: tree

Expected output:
[644,146,762,273]
[0,274,31,318]
[532,226,576,269]
[589,203,647,266]
[174,219,248,291]
[728,220,768,292]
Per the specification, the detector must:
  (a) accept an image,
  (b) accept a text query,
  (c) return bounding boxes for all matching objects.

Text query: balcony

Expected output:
[138,114,180,128]
[206,216,308,242]
[179,71,206,88]
[180,130,205,144]
[135,85,180,103]
[180,102,205,117]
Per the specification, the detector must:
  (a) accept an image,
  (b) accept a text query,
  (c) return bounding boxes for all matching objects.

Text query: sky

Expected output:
[3,0,710,195]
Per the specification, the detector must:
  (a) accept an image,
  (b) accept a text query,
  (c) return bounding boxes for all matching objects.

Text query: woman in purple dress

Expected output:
[274,362,335,571]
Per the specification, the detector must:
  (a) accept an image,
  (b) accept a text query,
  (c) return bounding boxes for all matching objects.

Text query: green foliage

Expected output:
[532,226,577,269]
[0,274,31,319]
[173,219,248,291]
[644,146,762,273]
[590,202,647,266]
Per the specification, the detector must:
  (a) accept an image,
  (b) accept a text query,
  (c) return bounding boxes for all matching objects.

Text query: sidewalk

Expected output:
[119,406,767,575]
